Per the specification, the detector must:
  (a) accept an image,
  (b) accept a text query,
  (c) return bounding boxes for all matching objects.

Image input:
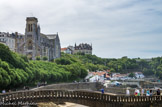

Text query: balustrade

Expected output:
[0,89,162,106]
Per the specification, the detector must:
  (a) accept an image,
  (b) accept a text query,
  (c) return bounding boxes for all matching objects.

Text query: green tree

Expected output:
[128,73,135,77]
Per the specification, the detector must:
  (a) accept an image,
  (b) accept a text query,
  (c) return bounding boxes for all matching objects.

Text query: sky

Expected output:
[0,0,162,58]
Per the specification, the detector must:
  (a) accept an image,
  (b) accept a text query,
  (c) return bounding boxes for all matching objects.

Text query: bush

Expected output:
[42,56,48,61]
[36,56,41,60]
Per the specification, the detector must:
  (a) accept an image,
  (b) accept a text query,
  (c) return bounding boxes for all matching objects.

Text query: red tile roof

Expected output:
[61,48,67,51]
[107,70,111,72]
[90,71,107,76]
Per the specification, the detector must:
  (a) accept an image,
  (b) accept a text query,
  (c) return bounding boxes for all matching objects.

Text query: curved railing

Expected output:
[0,89,162,106]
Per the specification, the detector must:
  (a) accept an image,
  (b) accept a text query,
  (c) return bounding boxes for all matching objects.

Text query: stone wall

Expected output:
[34,82,102,91]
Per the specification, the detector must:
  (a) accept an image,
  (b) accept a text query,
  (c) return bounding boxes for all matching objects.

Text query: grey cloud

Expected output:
[0,0,162,58]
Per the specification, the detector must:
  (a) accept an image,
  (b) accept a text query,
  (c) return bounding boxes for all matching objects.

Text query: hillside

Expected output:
[0,44,88,90]
[1,43,162,90]
[0,43,108,90]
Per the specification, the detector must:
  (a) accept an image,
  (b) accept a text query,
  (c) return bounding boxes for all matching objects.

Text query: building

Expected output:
[73,43,92,55]
[14,32,24,53]
[67,45,74,54]
[17,17,61,60]
[134,72,145,79]
[0,32,15,52]
[61,47,72,54]
[85,71,110,82]
[0,17,61,61]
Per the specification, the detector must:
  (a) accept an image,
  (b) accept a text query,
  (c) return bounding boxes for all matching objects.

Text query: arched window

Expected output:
[31,24,32,32]
[28,40,32,50]
[28,24,30,32]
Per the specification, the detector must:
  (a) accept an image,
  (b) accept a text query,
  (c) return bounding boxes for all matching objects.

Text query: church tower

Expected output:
[24,17,38,60]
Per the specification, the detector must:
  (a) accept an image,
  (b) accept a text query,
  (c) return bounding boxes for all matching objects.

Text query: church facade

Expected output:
[16,17,61,60]
[0,17,61,61]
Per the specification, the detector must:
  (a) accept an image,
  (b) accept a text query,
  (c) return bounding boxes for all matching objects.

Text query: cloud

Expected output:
[0,0,162,58]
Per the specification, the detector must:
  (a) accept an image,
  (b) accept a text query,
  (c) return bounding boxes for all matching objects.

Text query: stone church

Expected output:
[16,17,61,61]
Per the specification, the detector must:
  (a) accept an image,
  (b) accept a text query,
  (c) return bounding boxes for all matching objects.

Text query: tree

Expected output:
[142,68,154,76]
[55,58,72,65]
[128,73,135,78]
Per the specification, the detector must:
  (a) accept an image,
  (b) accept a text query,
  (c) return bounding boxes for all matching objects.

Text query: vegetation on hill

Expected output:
[62,53,162,79]
[107,56,162,79]
[56,53,108,71]
[1,43,162,90]
[0,44,89,90]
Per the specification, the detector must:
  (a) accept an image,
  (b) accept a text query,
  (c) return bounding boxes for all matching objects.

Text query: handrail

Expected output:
[0,89,162,103]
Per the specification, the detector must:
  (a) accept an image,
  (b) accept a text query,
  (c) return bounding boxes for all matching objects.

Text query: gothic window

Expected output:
[28,40,32,50]
[27,24,33,32]
[31,24,32,32]
[28,24,30,32]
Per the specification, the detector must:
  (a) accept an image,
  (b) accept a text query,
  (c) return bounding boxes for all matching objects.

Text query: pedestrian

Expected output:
[157,89,160,100]
[26,86,29,90]
[9,90,11,93]
[24,86,26,90]
[157,89,160,95]
[141,88,144,96]
[101,88,104,94]
[137,88,140,96]
[150,90,153,96]
[146,89,150,96]
[134,89,138,96]
[126,88,130,96]
[2,89,6,93]
[37,82,40,87]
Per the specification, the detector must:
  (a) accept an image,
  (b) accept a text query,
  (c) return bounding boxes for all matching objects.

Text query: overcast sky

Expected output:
[0,0,162,58]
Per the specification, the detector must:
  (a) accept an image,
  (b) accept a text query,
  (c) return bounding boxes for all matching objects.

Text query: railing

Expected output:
[0,90,162,104]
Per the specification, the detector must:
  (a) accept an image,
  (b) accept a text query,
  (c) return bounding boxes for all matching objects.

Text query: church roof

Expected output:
[40,33,58,40]
[40,33,48,38]
[46,34,57,39]
[26,17,38,22]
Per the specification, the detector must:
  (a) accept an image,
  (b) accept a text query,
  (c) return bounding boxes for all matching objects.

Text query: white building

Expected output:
[61,47,72,54]
[0,32,15,52]
[135,72,145,79]
[85,71,108,82]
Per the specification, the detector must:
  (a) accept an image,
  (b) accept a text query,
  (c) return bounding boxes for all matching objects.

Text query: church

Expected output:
[0,17,61,61]
[15,17,61,61]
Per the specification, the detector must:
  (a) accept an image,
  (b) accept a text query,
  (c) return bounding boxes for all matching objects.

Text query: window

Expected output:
[31,24,32,32]
[27,35,32,38]
[28,40,32,50]
[28,24,30,32]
